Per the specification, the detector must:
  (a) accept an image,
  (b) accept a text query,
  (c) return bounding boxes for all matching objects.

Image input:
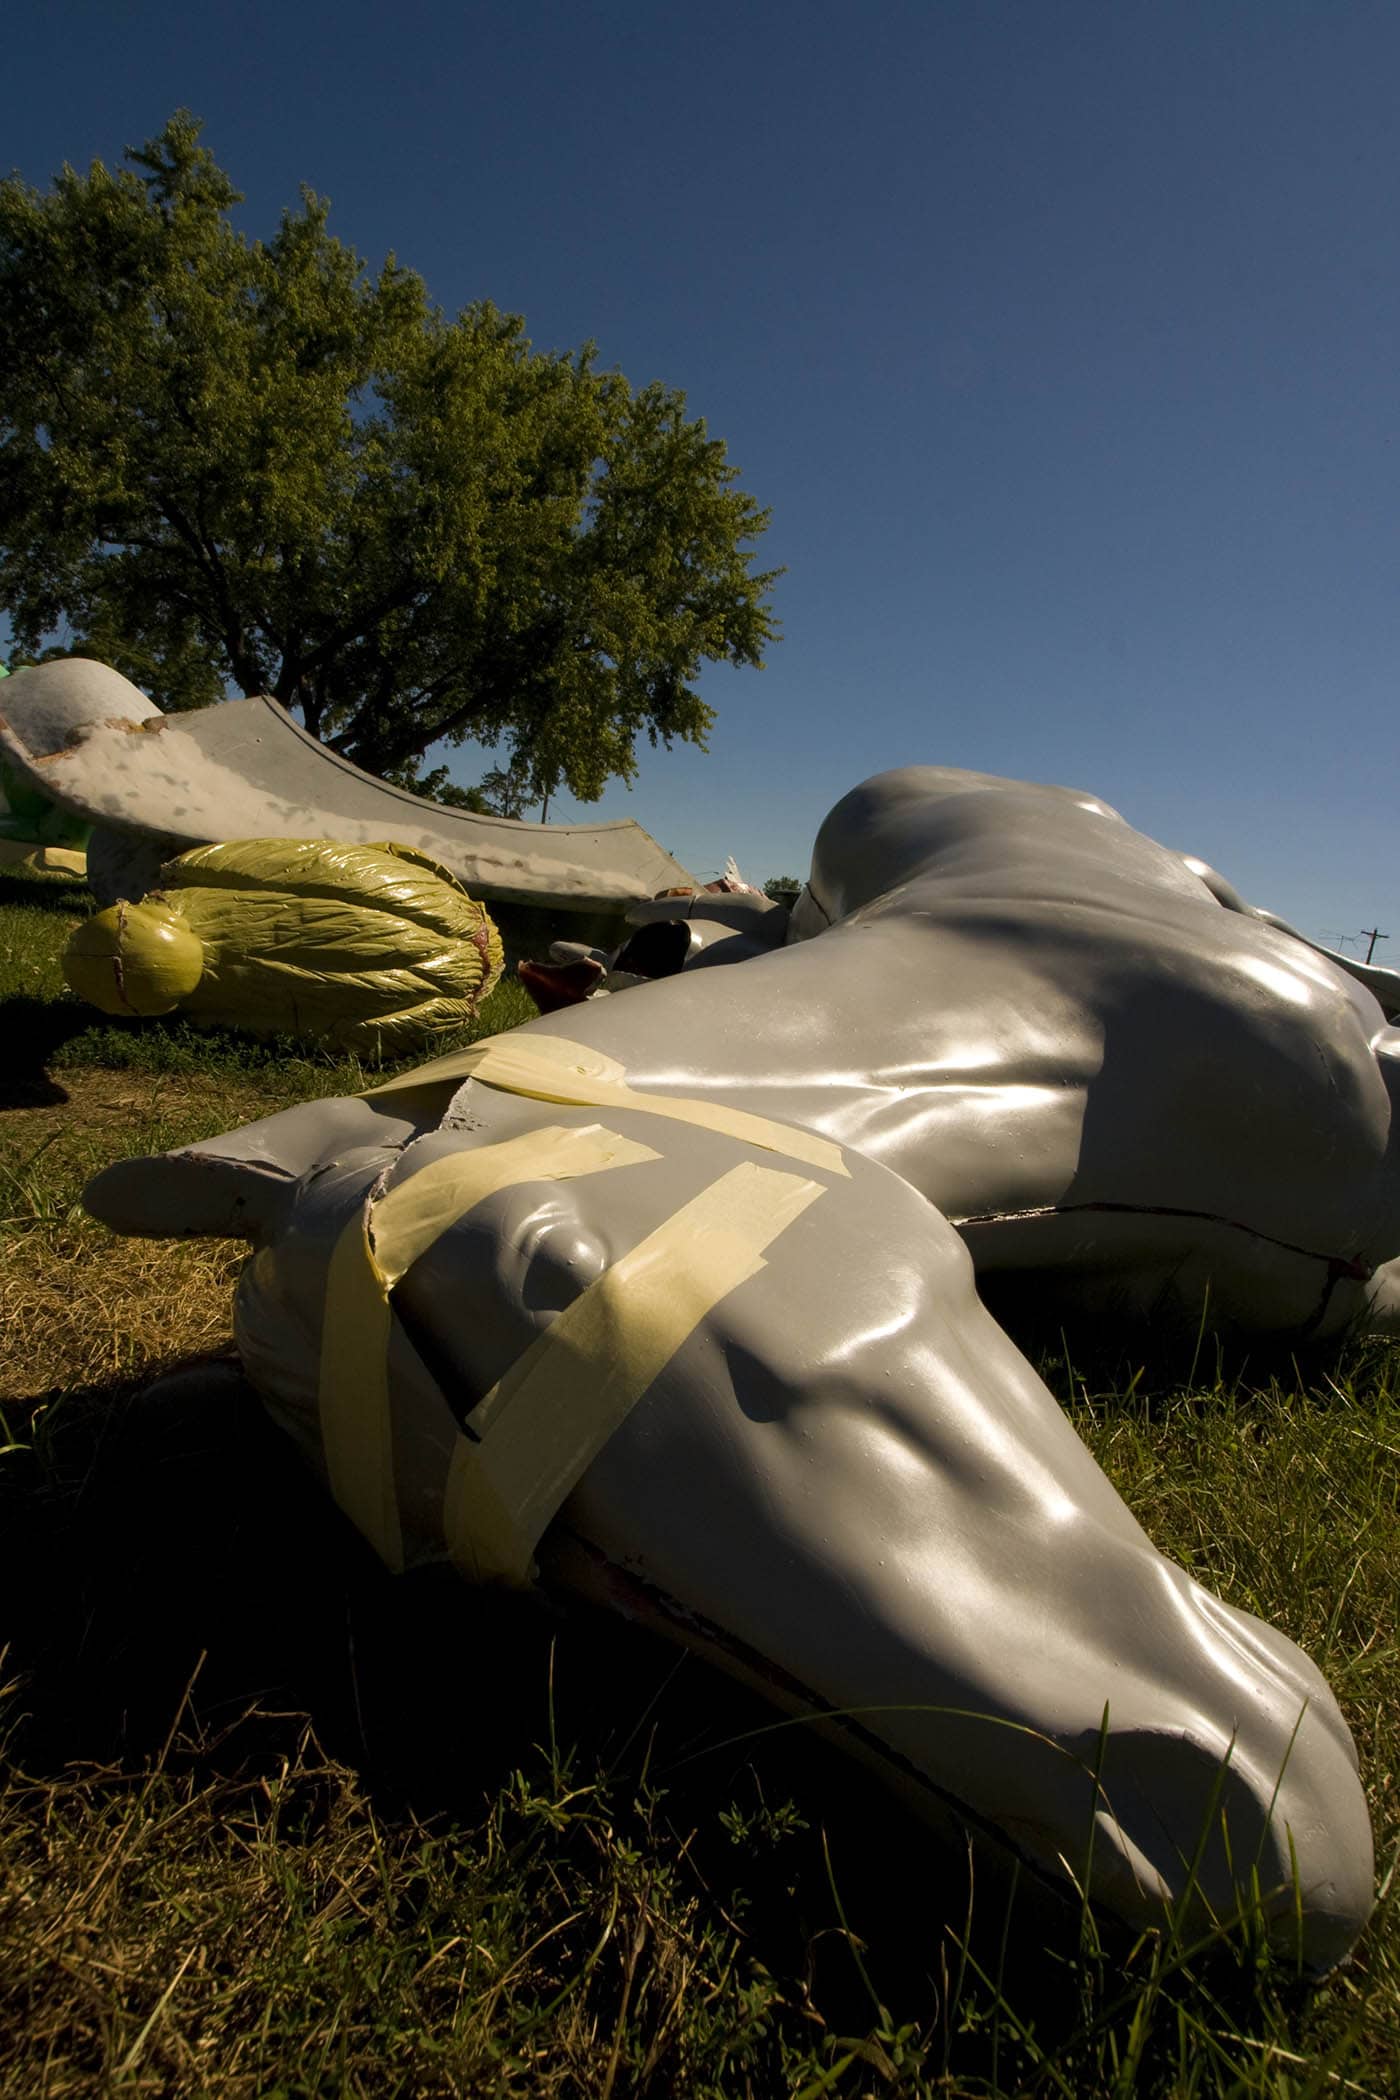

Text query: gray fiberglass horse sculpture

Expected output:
[86,767,1396,1971]
[595,767,1400,1348]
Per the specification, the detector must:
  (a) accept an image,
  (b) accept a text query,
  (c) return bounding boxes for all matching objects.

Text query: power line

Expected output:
[1359,927,1389,964]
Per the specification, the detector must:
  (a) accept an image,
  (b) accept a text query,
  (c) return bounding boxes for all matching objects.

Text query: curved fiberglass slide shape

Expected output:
[0,658,693,909]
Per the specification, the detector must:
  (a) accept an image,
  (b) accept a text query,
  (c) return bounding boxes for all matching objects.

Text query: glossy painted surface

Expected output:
[562,768,1400,1343]
[83,765,1393,1965]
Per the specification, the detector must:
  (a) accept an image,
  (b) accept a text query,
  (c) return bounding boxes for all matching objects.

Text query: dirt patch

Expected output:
[2,1065,273,1134]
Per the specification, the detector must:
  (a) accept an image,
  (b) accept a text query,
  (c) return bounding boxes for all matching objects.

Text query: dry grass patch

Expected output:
[0,1070,282,1404]
[0,1227,241,1401]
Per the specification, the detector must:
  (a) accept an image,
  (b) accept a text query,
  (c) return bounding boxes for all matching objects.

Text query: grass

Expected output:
[1,859,1398,2095]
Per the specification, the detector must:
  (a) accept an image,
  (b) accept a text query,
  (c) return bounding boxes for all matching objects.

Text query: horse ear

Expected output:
[84,1147,296,1244]
[84,1092,424,1244]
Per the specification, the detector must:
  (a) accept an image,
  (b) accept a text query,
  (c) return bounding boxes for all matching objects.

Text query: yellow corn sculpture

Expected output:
[64,838,503,1057]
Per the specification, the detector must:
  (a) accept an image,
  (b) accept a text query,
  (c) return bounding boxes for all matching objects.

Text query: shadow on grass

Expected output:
[0,1358,1095,2060]
[9,990,537,1105]
[4,1360,1374,2093]
[0,872,92,917]
[987,1278,1363,1402]
[0,995,95,1106]
[0,992,236,1107]
[1,992,354,1108]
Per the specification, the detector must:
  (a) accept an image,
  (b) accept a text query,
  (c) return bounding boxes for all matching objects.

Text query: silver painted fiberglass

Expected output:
[84,764,1396,1968]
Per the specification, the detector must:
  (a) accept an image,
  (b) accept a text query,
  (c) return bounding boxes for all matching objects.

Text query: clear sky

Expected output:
[6,0,1398,947]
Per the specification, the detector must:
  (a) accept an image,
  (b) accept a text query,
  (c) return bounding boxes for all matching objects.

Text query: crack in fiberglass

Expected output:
[952,1198,1373,1284]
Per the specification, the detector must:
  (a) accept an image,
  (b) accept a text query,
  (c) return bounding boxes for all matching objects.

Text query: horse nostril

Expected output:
[1071,1709,1375,1971]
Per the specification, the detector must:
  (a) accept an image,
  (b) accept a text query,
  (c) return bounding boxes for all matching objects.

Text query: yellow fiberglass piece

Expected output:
[63,837,503,1055]
[64,899,205,1016]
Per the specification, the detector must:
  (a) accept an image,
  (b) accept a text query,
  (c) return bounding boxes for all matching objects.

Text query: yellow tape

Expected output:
[318,1122,659,1568]
[368,1031,848,1178]
[442,1160,826,1585]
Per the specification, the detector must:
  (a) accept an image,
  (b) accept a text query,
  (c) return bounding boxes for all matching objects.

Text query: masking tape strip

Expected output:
[442,1160,826,1586]
[319,1122,660,1569]
[367,1031,848,1179]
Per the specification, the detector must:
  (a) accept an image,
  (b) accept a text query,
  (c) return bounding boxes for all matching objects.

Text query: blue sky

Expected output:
[6,0,1399,947]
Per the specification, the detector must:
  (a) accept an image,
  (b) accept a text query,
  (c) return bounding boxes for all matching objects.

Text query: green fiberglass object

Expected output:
[63,837,503,1056]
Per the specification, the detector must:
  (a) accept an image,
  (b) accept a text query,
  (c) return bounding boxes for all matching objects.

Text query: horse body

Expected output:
[535,768,1400,1340]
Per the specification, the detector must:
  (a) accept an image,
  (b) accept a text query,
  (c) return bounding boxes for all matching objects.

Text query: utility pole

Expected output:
[1360,927,1389,964]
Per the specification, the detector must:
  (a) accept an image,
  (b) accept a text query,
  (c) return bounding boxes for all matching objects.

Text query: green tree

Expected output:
[763,874,802,903]
[0,115,779,800]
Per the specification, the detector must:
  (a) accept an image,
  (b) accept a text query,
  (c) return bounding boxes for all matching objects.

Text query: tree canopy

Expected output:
[0,115,780,802]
